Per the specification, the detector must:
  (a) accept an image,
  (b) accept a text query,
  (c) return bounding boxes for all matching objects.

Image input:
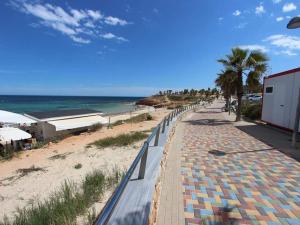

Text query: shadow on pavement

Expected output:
[208,148,276,156]
[183,119,232,126]
[235,123,300,162]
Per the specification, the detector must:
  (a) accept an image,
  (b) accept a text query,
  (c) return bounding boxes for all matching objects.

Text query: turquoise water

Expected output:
[0,95,144,114]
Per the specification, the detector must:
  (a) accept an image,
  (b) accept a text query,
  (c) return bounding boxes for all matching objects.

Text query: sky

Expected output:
[0,0,300,96]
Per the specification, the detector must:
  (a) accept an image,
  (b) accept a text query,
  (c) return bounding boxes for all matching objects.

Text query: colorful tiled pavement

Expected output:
[181,104,300,225]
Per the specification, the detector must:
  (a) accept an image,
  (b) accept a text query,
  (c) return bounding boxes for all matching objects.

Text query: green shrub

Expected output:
[74,163,82,169]
[89,123,103,132]
[1,169,123,225]
[0,144,14,160]
[168,95,184,101]
[89,132,148,149]
[112,113,152,127]
[242,102,262,120]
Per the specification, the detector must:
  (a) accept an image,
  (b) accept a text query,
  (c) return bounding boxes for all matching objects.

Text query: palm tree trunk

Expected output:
[236,71,243,121]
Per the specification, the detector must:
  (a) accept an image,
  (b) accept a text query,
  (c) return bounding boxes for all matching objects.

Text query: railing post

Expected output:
[162,117,166,133]
[167,114,170,126]
[154,125,161,146]
[138,141,149,179]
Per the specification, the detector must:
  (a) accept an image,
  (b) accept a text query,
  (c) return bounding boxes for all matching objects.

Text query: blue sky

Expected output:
[0,0,299,96]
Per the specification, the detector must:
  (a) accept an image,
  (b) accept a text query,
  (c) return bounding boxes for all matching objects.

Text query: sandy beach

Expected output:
[0,107,170,222]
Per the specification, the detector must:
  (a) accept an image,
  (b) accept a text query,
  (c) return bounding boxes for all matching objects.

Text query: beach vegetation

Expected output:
[112,113,153,127]
[89,131,148,149]
[0,144,14,160]
[74,163,82,169]
[0,169,124,225]
[17,166,46,178]
[89,123,103,132]
[242,102,262,120]
[48,152,72,160]
[217,47,268,121]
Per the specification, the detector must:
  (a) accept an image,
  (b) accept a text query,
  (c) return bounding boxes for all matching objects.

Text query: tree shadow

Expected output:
[196,111,223,114]
[108,202,151,225]
[183,119,232,126]
[208,148,276,156]
[235,123,300,162]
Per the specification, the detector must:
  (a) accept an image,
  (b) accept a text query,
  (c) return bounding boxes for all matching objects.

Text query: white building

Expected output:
[0,127,32,150]
[262,67,300,131]
[25,109,108,140]
[0,110,36,127]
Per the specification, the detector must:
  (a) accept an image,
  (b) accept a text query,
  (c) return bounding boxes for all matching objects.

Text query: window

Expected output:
[265,86,273,94]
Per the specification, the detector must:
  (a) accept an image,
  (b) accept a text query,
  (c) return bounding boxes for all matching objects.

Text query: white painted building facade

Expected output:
[262,67,300,131]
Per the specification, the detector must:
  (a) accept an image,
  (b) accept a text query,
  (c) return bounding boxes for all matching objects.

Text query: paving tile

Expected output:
[180,103,300,224]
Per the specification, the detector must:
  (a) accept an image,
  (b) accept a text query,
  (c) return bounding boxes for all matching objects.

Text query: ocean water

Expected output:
[0,95,144,114]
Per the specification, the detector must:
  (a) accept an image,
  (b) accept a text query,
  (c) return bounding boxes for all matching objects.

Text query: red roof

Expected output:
[266,67,300,79]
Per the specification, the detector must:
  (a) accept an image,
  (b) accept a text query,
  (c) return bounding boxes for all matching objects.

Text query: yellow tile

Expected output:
[228,200,240,205]
[215,195,222,203]
[246,210,260,216]
[230,211,242,219]
[244,198,255,203]
[230,184,237,191]
[204,202,212,209]
[184,212,194,218]
[284,209,296,218]
[197,193,208,198]
[186,199,199,205]
[215,185,222,192]
[267,212,279,223]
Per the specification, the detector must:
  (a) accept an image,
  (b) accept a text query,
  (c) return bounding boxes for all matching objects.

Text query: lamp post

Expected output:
[287,16,300,147]
[287,16,300,29]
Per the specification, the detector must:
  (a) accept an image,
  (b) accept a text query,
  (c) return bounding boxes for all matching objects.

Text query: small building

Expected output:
[25,109,108,140]
[0,127,32,151]
[262,67,300,131]
[0,110,37,127]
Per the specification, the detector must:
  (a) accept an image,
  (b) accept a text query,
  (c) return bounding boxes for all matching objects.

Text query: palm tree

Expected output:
[215,70,237,113]
[218,48,268,121]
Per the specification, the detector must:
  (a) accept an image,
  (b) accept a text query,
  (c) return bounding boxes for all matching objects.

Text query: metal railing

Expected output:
[95,103,199,225]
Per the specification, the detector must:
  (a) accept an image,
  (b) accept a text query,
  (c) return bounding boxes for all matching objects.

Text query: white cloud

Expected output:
[273,0,282,3]
[280,50,297,56]
[153,8,159,14]
[276,16,284,21]
[87,10,103,20]
[238,45,269,53]
[100,33,128,42]
[233,10,241,16]
[265,34,300,56]
[47,21,76,35]
[10,1,129,44]
[283,3,297,12]
[235,22,248,29]
[104,16,128,26]
[70,36,90,44]
[255,5,266,15]
[218,17,224,22]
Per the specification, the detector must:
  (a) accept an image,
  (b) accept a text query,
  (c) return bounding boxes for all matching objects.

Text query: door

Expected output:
[273,83,286,127]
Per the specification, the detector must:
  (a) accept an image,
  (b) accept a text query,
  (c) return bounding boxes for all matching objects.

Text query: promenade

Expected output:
[157,101,300,225]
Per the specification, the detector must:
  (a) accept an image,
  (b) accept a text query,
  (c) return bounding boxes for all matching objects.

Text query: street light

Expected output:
[287,16,300,29]
[287,16,300,147]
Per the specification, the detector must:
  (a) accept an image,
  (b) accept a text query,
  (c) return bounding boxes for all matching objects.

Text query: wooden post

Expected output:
[292,88,300,148]
[138,142,149,179]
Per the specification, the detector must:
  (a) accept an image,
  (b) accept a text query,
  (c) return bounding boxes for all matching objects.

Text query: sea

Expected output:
[0,95,144,115]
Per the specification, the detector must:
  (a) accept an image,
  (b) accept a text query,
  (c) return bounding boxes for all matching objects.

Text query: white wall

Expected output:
[262,71,300,130]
